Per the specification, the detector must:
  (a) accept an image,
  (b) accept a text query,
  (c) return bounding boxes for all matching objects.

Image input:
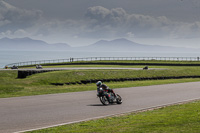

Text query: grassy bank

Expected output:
[28,100,200,133]
[1,65,200,98]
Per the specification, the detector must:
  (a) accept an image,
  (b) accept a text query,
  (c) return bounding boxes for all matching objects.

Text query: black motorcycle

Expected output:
[97,88,122,105]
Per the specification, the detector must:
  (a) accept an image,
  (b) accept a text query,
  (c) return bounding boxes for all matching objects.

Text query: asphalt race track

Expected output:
[1,67,164,71]
[0,82,200,133]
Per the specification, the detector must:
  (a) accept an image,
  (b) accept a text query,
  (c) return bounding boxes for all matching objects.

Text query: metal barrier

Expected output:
[5,56,200,68]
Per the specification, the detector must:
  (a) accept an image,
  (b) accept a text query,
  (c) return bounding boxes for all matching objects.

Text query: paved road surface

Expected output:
[0,82,200,133]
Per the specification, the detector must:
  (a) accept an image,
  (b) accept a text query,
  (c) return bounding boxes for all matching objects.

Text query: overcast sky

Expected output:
[1,0,200,48]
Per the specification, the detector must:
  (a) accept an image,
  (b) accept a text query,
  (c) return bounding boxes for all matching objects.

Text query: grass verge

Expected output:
[1,66,200,98]
[27,100,200,133]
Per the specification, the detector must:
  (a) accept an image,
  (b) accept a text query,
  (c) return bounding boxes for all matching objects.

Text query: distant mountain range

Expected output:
[0,37,198,52]
[0,37,71,51]
[81,38,197,52]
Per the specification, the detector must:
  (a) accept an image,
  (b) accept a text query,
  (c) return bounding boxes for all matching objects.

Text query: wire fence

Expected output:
[5,56,200,68]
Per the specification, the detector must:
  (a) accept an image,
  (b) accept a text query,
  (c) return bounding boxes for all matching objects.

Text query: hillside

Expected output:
[0,37,71,51]
[0,37,197,52]
[82,38,197,52]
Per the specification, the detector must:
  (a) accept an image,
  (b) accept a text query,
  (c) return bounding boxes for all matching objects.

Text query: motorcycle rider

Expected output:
[96,81,116,102]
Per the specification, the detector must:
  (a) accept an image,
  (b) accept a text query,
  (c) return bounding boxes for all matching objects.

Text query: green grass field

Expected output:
[1,63,200,98]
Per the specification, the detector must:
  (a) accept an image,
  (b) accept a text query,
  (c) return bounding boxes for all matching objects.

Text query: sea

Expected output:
[0,50,200,68]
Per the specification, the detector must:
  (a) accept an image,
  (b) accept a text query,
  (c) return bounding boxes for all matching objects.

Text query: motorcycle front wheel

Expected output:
[100,96,109,105]
[116,94,122,104]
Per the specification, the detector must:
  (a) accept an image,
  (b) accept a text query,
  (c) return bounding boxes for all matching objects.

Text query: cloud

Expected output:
[85,6,127,25]
[84,6,200,39]
[0,0,42,32]
[170,22,200,39]
[0,1,200,44]
[84,6,175,38]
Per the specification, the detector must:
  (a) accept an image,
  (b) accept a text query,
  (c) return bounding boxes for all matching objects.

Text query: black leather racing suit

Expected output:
[97,84,115,102]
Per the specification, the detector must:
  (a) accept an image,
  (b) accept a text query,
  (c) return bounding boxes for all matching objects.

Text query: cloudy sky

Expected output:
[1,0,200,48]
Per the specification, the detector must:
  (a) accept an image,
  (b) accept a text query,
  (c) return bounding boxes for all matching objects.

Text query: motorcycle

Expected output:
[97,87,122,105]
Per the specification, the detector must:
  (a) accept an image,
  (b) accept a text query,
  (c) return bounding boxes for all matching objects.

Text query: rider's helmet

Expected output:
[96,81,102,86]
